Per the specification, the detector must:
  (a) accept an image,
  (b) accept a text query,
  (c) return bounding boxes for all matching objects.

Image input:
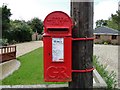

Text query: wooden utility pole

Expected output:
[69,0,94,88]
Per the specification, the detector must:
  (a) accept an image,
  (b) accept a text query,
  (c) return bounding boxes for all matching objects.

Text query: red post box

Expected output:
[43,11,73,82]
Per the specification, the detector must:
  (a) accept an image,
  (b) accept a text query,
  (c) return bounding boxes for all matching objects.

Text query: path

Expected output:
[16,41,43,57]
[94,44,119,88]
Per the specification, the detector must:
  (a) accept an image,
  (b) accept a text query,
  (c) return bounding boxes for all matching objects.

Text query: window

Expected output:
[112,35,117,40]
[95,35,100,39]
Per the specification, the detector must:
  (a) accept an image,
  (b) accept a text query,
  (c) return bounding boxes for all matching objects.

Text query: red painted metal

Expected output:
[72,38,94,41]
[72,68,94,73]
[43,11,73,82]
[43,11,73,37]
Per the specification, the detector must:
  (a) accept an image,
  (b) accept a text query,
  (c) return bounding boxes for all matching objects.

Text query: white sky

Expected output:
[0,0,119,28]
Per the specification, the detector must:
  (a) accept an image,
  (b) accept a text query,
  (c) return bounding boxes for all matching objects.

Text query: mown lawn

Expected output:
[2,47,65,85]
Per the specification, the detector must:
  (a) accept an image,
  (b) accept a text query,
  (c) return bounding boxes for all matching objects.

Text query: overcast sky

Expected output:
[0,0,119,28]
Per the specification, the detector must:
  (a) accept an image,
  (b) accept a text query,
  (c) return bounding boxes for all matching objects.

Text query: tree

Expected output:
[95,19,108,28]
[27,18,43,34]
[9,20,32,43]
[2,4,12,38]
[107,18,118,30]
[96,10,120,31]
[111,10,120,30]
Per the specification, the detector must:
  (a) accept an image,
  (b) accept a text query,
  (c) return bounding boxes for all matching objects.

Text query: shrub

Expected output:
[8,20,33,43]
[93,56,117,89]
[0,38,8,46]
[102,40,111,45]
[104,42,109,45]
[94,42,100,44]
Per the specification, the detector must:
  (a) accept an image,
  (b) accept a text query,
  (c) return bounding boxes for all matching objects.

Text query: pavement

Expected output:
[0,59,20,80]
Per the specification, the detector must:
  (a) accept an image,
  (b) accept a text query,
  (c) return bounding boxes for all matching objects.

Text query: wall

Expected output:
[94,34,120,45]
[32,33,43,41]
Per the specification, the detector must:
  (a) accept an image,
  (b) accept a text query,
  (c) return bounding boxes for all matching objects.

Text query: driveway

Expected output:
[94,44,119,87]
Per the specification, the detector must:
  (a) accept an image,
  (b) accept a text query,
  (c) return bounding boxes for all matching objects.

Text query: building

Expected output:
[94,26,120,45]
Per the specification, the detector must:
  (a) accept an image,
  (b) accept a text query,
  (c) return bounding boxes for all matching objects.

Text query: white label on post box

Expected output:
[52,38,64,62]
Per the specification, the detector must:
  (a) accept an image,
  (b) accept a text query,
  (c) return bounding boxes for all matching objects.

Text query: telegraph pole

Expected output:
[69,0,94,88]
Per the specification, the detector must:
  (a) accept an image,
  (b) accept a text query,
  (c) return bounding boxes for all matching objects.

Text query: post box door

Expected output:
[44,37,72,82]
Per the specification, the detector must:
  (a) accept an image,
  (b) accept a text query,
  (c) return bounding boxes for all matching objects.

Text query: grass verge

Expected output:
[2,47,117,88]
[2,47,65,85]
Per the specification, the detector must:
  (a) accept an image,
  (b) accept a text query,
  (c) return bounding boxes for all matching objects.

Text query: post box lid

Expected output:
[43,11,73,36]
[44,11,73,27]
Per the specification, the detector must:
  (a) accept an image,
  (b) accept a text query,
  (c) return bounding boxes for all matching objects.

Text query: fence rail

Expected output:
[0,45,16,63]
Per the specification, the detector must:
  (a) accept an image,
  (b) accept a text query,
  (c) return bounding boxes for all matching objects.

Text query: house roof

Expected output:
[94,26,120,35]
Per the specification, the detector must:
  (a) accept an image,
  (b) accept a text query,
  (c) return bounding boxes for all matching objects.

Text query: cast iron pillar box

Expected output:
[43,11,73,82]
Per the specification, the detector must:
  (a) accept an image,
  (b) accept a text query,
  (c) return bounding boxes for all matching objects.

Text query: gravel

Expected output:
[93,44,120,87]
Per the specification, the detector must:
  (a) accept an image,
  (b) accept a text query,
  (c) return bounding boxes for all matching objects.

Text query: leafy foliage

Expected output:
[96,10,120,31]
[93,56,117,89]
[9,20,32,43]
[110,11,120,30]
[1,5,44,44]
[0,38,8,46]
[95,19,108,28]
[107,18,118,30]
[2,4,12,38]
[27,18,43,34]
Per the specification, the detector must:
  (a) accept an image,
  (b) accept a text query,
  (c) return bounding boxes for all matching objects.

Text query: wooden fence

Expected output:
[0,45,16,63]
